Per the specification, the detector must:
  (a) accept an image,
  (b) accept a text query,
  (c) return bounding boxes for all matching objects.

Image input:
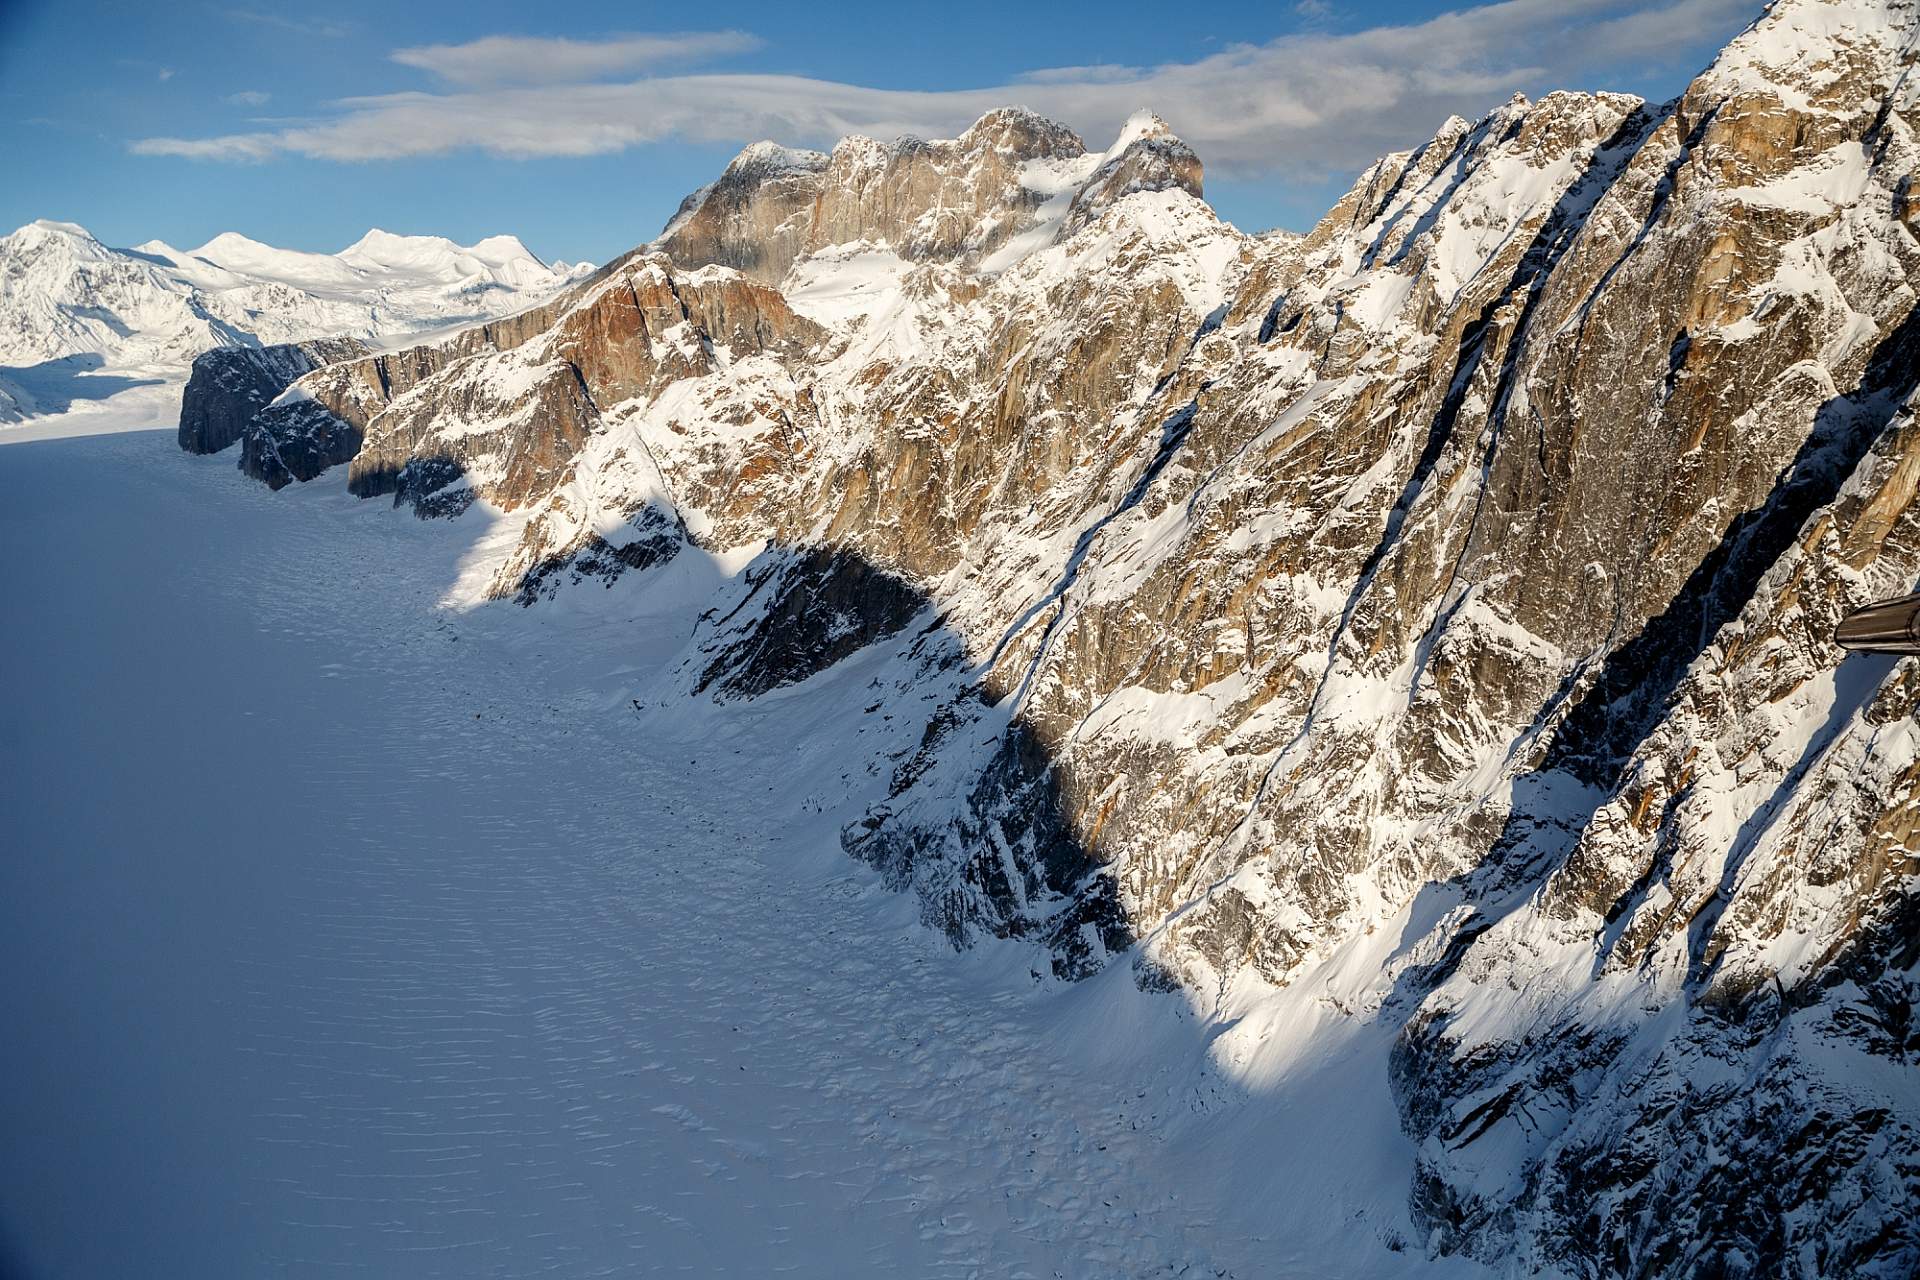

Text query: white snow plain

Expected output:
[0,390,1493,1279]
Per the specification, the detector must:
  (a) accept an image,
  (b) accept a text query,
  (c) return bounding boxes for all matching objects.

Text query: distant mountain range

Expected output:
[0,219,590,420]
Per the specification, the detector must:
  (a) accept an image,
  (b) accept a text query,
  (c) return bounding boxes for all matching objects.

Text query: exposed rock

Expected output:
[694,548,927,697]
[334,256,822,514]
[657,107,1200,283]
[178,337,370,455]
[238,392,365,491]
[1064,111,1204,236]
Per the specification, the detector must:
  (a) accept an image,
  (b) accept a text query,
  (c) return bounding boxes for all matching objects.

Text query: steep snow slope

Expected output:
[174,0,1920,1274]
[0,220,251,368]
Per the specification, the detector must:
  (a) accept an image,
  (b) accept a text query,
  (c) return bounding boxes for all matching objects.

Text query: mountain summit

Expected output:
[655,108,1203,283]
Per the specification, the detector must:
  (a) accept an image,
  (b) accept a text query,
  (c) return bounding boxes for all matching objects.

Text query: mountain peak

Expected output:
[466,233,536,263]
[724,140,831,178]
[1060,111,1205,236]
[2,219,118,268]
[24,218,96,241]
[1103,110,1176,157]
[341,227,424,254]
[657,104,1206,283]
[1695,0,1911,107]
[192,230,279,258]
[956,107,1087,161]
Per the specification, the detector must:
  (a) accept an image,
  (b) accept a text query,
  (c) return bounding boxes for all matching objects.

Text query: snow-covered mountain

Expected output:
[0,219,591,420]
[172,0,1920,1273]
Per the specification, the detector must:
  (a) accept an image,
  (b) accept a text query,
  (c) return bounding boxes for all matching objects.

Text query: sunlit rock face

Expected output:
[230,255,821,512]
[655,108,1112,283]
[199,1,1920,1270]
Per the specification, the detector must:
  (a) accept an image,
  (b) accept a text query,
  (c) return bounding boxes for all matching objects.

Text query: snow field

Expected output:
[0,403,1483,1278]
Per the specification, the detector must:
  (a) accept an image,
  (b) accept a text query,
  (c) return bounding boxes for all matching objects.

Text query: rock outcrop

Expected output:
[1064,111,1205,236]
[178,337,370,455]
[186,2,1920,1271]
[230,254,821,507]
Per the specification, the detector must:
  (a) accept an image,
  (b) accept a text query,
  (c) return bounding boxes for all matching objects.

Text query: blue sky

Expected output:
[1,1,1759,265]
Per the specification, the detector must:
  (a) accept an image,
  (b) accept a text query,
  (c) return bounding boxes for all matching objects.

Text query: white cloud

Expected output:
[224,90,270,106]
[221,8,353,39]
[391,30,765,87]
[157,67,175,82]
[133,0,1755,179]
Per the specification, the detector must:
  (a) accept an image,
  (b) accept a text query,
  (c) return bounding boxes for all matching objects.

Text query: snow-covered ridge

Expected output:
[0,218,593,420]
[653,108,1204,290]
[724,140,832,176]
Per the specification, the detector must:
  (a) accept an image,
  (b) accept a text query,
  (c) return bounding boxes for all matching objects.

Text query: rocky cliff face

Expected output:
[197,1,1920,1272]
[178,337,371,455]
[225,252,821,505]
[656,107,1201,284]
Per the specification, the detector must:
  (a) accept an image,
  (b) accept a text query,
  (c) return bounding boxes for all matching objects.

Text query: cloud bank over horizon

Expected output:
[130,0,1754,181]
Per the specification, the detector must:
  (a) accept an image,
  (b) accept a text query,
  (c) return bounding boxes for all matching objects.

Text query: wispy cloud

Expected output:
[392,31,765,87]
[115,57,177,83]
[221,7,353,39]
[133,0,1755,178]
[224,89,270,106]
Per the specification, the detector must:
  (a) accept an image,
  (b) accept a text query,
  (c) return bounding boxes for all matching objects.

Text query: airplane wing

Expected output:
[1835,593,1920,654]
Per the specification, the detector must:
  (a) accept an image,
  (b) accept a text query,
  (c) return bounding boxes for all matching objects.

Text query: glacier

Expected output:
[0,403,1471,1278]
